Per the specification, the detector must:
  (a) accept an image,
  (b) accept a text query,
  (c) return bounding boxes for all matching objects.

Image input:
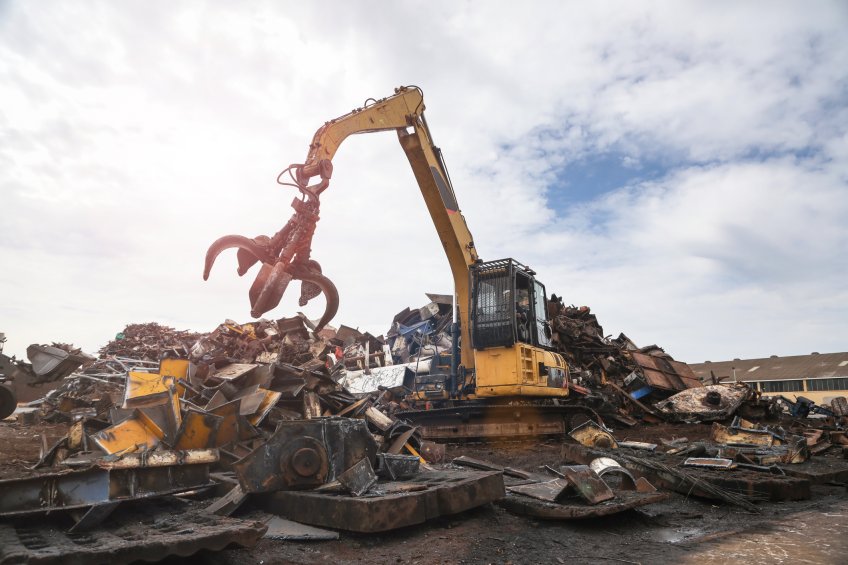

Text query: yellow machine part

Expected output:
[123,371,170,407]
[159,358,190,379]
[174,409,223,450]
[91,409,165,455]
[210,400,242,446]
[160,357,191,400]
[473,345,569,398]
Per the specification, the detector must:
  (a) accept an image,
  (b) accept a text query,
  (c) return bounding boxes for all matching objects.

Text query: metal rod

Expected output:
[450,291,459,398]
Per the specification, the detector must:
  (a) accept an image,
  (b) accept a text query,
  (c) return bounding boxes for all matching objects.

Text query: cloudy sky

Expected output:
[1,1,846,364]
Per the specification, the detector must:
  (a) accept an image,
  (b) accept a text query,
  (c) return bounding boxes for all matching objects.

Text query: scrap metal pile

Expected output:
[98,322,206,361]
[4,314,848,563]
[546,298,702,402]
[562,408,848,512]
[2,316,498,560]
[375,294,709,423]
[32,316,435,462]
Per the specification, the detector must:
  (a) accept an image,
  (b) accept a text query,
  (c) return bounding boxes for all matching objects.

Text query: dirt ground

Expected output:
[2,419,848,564]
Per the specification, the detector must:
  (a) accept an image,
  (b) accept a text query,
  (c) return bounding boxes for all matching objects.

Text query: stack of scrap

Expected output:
[34,357,163,421]
[332,325,389,370]
[36,313,435,472]
[187,317,389,373]
[99,322,206,361]
[37,372,125,422]
[190,318,298,365]
[378,293,701,422]
[453,455,666,520]
[386,293,454,365]
[11,330,498,537]
[561,421,813,507]
[547,299,701,401]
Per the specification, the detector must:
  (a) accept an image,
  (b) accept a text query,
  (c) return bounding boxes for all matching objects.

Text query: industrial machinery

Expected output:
[205,86,596,438]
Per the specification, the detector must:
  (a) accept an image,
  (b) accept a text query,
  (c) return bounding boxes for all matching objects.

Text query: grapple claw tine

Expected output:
[298,270,339,332]
[203,235,274,280]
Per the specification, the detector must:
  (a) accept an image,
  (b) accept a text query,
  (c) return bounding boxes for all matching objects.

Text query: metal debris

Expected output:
[569,420,619,449]
[0,500,266,564]
[656,383,754,422]
[0,449,217,521]
[683,457,737,469]
[260,468,505,533]
[233,418,377,493]
[560,465,615,505]
[507,479,571,502]
[261,515,339,541]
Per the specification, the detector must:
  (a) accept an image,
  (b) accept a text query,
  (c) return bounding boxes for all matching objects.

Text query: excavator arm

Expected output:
[204,86,479,368]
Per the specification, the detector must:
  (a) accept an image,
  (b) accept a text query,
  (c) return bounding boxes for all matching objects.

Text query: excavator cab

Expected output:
[468,259,568,399]
[470,259,552,350]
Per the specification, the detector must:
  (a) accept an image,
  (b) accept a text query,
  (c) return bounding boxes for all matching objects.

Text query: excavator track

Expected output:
[397,403,602,441]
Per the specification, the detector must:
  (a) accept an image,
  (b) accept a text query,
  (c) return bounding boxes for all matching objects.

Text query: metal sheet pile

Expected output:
[30,315,434,466]
[546,299,702,403]
[563,412,848,510]
[452,454,666,520]
[98,322,206,361]
[377,293,706,422]
[0,316,493,545]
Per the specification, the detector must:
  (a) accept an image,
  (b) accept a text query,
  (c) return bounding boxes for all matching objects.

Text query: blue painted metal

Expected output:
[631,386,653,400]
[398,320,434,337]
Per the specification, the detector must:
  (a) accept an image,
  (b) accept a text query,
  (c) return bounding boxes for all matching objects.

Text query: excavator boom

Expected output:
[204,86,582,439]
[204,86,479,369]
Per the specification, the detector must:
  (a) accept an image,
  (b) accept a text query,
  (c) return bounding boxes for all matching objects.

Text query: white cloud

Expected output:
[0,1,845,365]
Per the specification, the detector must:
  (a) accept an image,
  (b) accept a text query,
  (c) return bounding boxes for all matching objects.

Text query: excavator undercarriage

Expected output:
[398,402,602,441]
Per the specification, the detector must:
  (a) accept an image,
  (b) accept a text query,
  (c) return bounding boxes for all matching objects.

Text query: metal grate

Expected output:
[471,259,516,349]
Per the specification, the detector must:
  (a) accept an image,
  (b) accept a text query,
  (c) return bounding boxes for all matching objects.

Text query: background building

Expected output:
[690,352,848,405]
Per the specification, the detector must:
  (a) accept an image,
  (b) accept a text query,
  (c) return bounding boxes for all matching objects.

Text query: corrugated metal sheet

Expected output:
[630,352,702,391]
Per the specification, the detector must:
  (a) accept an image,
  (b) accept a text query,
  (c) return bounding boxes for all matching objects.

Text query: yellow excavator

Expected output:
[205,86,596,439]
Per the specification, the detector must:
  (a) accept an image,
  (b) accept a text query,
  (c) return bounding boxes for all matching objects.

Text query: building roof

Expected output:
[690,352,848,383]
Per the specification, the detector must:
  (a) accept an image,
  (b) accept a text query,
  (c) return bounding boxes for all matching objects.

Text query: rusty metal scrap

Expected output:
[546,299,700,400]
[560,465,615,505]
[0,499,267,564]
[500,489,668,520]
[233,418,377,493]
[261,468,505,533]
[656,383,754,422]
[28,325,429,491]
[506,479,571,502]
[98,323,205,361]
[0,449,218,520]
[683,457,737,469]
